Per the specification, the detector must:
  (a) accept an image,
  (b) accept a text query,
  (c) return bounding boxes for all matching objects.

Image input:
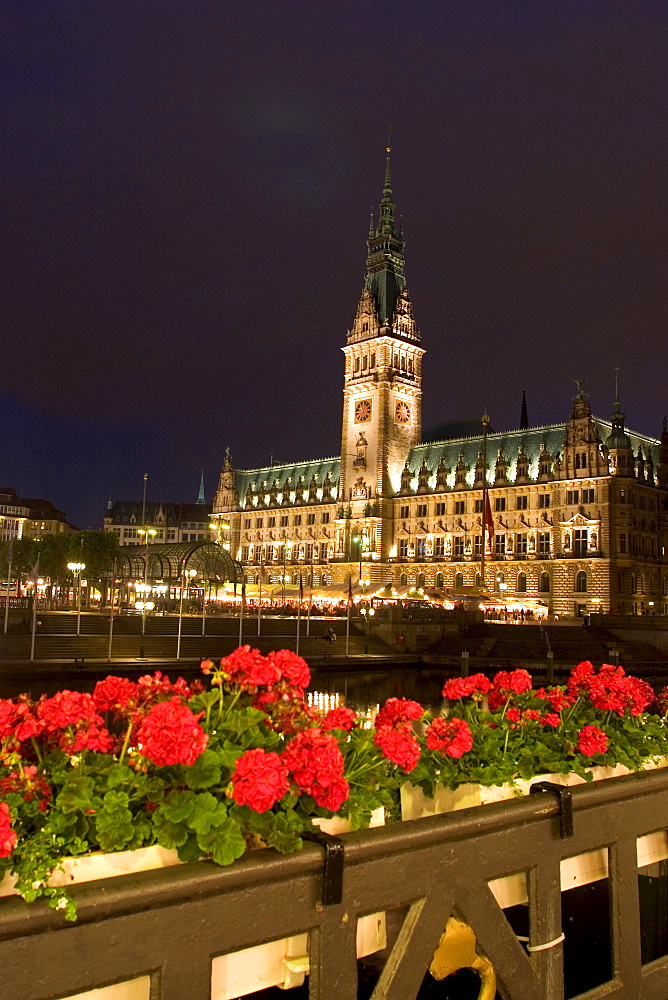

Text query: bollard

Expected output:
[460,650,469,677]
[546,650,554,685]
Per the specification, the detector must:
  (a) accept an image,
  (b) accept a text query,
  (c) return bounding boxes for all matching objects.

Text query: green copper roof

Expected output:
[235,457,340,509]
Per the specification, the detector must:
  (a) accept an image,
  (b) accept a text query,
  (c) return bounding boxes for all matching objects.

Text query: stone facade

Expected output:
[213,154,668,617]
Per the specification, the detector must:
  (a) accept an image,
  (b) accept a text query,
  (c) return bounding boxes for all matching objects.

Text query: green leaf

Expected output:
[187,793,228,835]
[183,750,222,790]
[56,777,98,815]
[161,790,195,823]
[106,765,135,789]
[264,810,304,854]
[153,811,190,849]
[177,834,202,863]
[198,818,246,866]
[95,790,135,852]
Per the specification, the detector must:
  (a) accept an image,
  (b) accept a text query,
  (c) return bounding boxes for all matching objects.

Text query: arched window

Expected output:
[455,572,464,589]
[292,573,299,585]
[517,572,527,594]
[321,573,328,586]
[539,572,550,593]
[475,573,482,588]
[631,574,637,594]
[576,571,587,593]
[417,573,425,588]
[495,573,505,594]
[436,573,444,589]
[400,573,407,586]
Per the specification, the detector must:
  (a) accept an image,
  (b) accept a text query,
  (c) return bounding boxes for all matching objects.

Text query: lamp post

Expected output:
[176,568,196,659]
[67,562,86,635]
[209,519,231,606]
[360,605,375,654]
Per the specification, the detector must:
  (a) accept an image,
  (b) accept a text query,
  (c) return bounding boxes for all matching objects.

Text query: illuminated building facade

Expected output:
[213,154,668,617]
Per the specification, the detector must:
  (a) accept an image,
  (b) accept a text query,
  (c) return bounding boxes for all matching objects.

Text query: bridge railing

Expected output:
[3,767,668,999]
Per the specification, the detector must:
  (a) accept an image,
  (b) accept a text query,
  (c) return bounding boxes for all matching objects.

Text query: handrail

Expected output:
[2,768,668,999]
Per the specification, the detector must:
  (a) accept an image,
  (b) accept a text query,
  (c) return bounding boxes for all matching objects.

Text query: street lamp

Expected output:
[67,562,86,636]
[360,605,375,654]
[138,528,157,581]
[176,568,197,659]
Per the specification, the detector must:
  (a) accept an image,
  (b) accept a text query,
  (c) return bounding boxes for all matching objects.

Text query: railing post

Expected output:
[546,650,554,684]
[460,650,469,676]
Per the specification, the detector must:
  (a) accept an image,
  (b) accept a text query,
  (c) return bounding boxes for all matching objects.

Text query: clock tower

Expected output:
[340,147,424,564]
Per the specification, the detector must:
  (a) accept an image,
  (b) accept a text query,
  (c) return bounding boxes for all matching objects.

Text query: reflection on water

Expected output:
[308,665,448,719]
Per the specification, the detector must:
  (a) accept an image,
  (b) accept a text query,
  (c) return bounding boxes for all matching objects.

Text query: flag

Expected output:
[484,494,495,539]
[347,576,353,606]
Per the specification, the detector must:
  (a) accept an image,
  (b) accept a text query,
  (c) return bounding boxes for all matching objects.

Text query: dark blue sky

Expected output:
[3,1,667,527]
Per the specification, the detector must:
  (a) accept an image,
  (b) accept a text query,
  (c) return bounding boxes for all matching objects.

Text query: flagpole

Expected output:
[345,575,352,656]
[296,572,302,655]
[3,541,13,635]
[480,411,490,591]
[107,561,116,661]
[306,558,313,636]
[257,555,263,636]
[177,568,185,659]
[30,555,40,662]
[239,573,245,646]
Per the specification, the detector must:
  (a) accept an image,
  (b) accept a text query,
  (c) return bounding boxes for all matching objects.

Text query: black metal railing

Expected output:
[3,767,668,999]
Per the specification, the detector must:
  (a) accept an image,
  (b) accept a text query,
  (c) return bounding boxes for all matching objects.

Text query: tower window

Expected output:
[354,357,360,372]
[576,571,588,593]
[362,321,368,332]
[362,355,368,370]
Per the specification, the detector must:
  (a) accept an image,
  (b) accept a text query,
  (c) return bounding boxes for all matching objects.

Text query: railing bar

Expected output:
[308,906,358,1000]
[528,857,564,1000]
[370,893,457,1000]
[457,880,543,1000]
[609,836,642,996]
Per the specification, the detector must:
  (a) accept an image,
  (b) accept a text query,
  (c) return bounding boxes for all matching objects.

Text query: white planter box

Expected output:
[401,759,668,910]
[1,811,386,1000]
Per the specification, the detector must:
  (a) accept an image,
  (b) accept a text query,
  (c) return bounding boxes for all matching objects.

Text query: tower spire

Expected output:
[519,390,529,430]
[197,471,206,504]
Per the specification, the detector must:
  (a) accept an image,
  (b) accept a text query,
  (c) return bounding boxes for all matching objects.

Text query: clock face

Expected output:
[355,398,372,423]
[395,400,411,424]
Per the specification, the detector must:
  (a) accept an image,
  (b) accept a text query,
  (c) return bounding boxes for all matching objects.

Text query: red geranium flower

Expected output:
[221,646,281,689]
[425,717,473,758]
[375,697,424,729]
[577,724,609,757]
[488,669,533,710]
[0,802,16,858]
[282,728,348,808]
[135,698,208,767]
[93,676,139,715]
[267,649,311,691]
[442,674,491,700]
[321,706,356,732]
[373,723,421,772]
[230,748,290,812]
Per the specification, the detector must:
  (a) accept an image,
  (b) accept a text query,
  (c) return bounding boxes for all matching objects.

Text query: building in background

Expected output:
[104,478,213,547]
[212,151,668,617]
[0,487,74,541]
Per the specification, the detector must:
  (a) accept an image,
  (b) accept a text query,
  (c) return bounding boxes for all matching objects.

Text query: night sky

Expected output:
[3,2,667,529]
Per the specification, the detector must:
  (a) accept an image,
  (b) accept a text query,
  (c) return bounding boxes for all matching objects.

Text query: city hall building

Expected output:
[213,152,668,617]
